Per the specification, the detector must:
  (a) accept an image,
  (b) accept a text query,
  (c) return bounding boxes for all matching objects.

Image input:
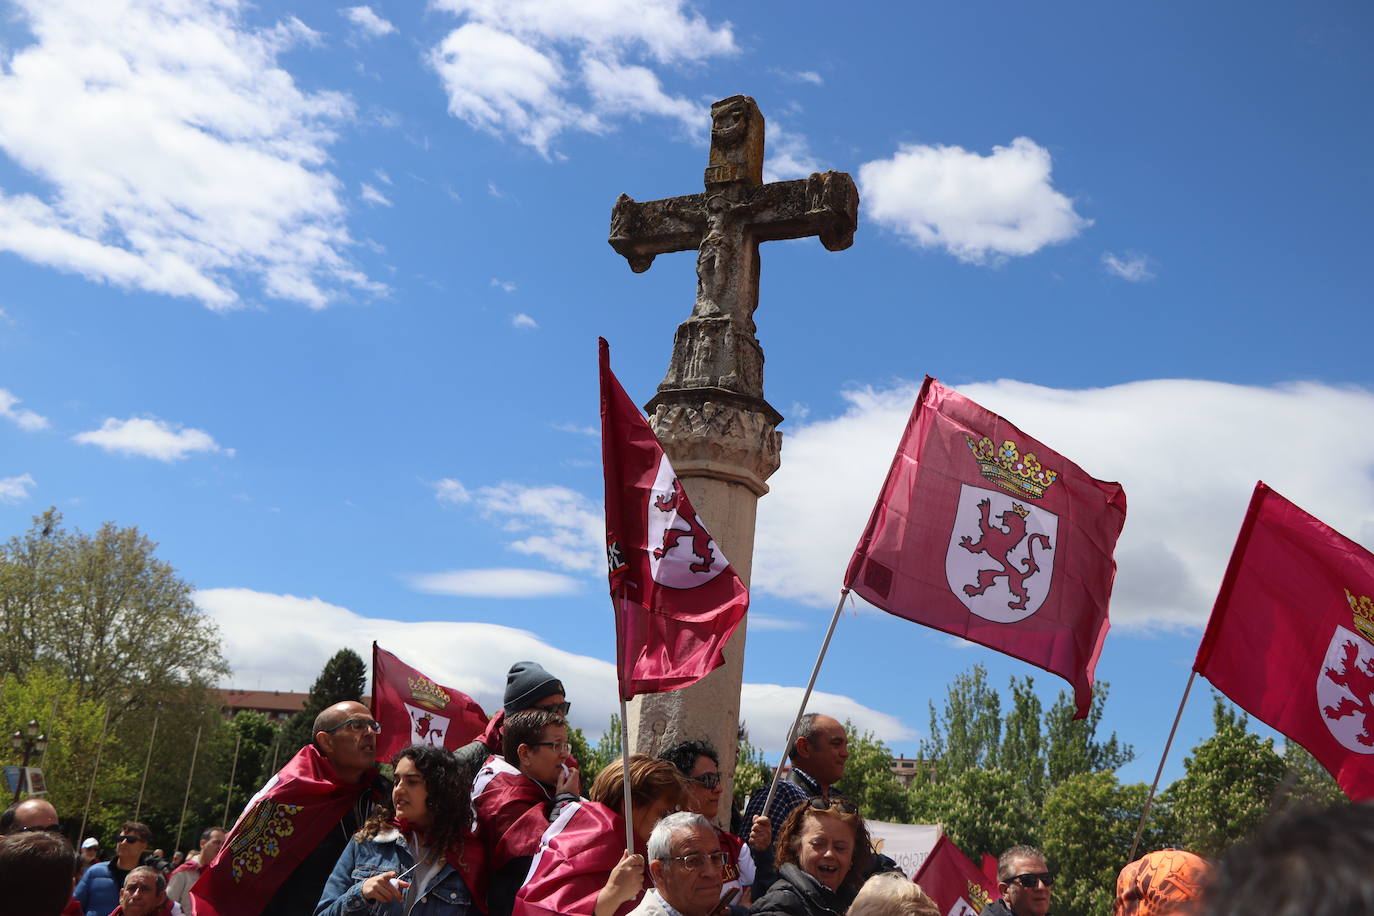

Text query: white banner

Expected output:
[865,821,942,879]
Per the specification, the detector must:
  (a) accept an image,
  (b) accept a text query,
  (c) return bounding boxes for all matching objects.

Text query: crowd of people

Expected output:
[2,658,1371,916]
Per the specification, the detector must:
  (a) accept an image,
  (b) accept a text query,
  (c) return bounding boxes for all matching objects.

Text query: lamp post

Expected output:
[10,719,47,804]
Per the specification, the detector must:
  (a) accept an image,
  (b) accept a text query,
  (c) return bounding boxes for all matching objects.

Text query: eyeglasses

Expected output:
[530,740,570,754]
[807,796,858,815]
[323,718,382,735]
[116,835,145,845]
[535,701,572,716]
[17,824,62,834]
[664,851,728,871]
[690,772,721,790]
[1008,872,1054,889]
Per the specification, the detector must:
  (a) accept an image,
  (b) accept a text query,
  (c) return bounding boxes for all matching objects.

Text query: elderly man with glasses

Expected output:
[630,812,729,916]
[74,821,153,916]
[192,700,390,916]
[980,846,1053,916]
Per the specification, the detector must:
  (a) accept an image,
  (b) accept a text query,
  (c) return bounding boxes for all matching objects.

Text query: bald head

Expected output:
[312,701,377,782]
[4,799,58,835]
[313,700,371,738]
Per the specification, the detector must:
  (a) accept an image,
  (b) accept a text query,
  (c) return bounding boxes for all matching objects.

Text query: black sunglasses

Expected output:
[117,835,145,844]
[18,824,62,834]
[690,772,721,790]
[1009,872,1054,888]
[807,796,858,815]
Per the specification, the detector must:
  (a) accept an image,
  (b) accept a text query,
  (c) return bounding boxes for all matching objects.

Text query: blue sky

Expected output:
[2,0,1372,791]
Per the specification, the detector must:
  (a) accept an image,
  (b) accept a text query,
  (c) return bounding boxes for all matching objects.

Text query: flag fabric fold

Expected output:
[513,800,646,916]
[372,642,488,761]
[1194,481,1374,800]
[911,834,999,916]
[845,377,1126,717]
[599,338,749,700]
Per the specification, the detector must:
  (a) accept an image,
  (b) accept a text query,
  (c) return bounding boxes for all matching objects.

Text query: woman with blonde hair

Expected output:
[515,755,685,916]
[848,872,938,916]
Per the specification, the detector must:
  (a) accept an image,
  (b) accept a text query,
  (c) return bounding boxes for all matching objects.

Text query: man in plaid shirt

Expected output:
[738,713,850,893]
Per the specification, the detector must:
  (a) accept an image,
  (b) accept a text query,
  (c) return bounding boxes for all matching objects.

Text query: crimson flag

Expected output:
[372,642,488,761]
[1194,482,1374,800]
[599,338,748,700]
[912,835,999,916]
[513,800,647,916]
[845,377,1126,717]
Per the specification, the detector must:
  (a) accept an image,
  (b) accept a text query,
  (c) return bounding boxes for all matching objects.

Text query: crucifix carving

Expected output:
[609,95,858,403]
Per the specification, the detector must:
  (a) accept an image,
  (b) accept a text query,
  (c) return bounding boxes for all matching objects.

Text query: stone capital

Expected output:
[645,393,782,497]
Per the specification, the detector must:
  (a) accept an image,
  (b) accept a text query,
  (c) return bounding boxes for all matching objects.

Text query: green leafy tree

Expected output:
[1041,772,1157,916]
[199,711,279,831]
[1272,742,1346,809]
[835,721,909,822]
[732,725,771,809]
[578,716,623,789]
[919,664,1001,778]
[278,648,367,754]
[1159,695,1286,858]
[992,675,1045,805]
[1044,681,1132,790]
[908,767,1037,859]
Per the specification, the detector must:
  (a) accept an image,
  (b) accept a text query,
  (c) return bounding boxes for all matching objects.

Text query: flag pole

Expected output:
[79,705,112,841]
[134,713,160,822]
[1128,669,1197,862]
[613,585,635,854]
[222,731,242,830]
[174,725,203,854]
[761,587,849,815]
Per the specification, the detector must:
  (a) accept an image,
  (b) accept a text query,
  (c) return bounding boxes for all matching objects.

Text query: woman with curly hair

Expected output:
[515,754,685,916]
[316,744,477,915]
[749,799,873,916]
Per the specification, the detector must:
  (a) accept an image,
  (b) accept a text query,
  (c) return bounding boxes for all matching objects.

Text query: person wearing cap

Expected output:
[78,836,101,879]
[455,661,572,773]
[74,821,153,916]
[1114,849,1209,916]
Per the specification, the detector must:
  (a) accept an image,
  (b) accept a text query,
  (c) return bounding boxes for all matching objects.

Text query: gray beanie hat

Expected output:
[504,661,564,714]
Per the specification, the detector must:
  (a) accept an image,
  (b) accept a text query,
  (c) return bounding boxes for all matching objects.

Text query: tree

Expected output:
[1272,742,1346,810]
[1041,772,1157,916]
[278,648,367,754]
[1158,695,1286,858]
[578,715,623,789]
[907,767,1037,859]
[919,664,1001,778]
[0,509,227,718]
[835,721,908,822]
[992,675,1045,805]
[1044,681,1132,790]
[732,725,771,809]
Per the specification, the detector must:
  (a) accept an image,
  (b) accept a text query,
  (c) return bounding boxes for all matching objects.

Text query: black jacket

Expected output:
[750,863,857,916]
[979,902,1021,916]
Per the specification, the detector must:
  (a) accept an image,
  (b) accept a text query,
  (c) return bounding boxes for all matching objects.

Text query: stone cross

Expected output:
[607,95,858,821]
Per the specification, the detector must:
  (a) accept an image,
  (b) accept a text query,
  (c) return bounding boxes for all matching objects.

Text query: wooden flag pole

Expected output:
[221,731,242,830]
[79,706,112,841]
[133,714,160,822]
[1128,669,1198,862]
[174,725,203,853]
[761,588,849,816]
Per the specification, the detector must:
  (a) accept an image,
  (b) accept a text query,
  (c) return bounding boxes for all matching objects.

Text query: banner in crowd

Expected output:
[911,834,999,916]
[865,820,941,879]
[599,338,748,700]
[1194,482,1374,800]
[845,376,1127,717]
[372,642,488,761]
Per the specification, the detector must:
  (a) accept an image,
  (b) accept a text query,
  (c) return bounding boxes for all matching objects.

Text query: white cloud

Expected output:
[194,586,909,749]
[1102,250,1155,282]
[512,312,539,329]
[491,278,517,292]
[771,68,823,86]
[859,137,1090,263]
[0,388,49,430]
[360,183,393,207]
[406,568,582,597]
[373,169,393,185]
[748,615,807,632]
[754,378,1374,630]
[0,0,380,309]
[343,6,396,38]
[435,480,603,573]
[551,422,598,437]
[72,416,231,462]
[763,123,821,183]
[428,0,734,155]
[0,474,36,504]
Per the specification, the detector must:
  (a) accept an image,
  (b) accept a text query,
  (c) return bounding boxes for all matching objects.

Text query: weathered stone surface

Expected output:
[608,94,857,822]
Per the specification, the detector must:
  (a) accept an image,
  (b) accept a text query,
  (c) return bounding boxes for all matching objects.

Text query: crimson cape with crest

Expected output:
[513,800,646,916]
[190,744,384,916]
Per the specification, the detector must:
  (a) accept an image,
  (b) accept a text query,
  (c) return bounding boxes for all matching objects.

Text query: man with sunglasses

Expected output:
[457,660,573,774]
[980,846,1053,916]
[74,821,152,916]
[192,700,389,916]
[632,812,727,916]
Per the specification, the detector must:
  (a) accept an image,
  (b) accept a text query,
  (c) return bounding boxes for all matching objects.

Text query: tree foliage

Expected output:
[278,648,367,754]
[835,722,909,822]
[1041,772,1157,916]
[1044,682,1133,789]
[919,664,1002,777]
[732,725,771,809]
[908,766,1038,859]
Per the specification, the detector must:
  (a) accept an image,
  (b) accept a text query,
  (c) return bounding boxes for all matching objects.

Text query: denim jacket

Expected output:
[315,828,475,916]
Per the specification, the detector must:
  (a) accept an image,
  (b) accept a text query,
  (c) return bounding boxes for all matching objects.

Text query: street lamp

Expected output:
[10,719,47,804]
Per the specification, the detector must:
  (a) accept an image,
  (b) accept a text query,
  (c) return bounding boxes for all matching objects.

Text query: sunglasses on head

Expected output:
[806,796,858,815]
[1008,872,1054,889]
[18,824,62,834]
[690,771,721,790]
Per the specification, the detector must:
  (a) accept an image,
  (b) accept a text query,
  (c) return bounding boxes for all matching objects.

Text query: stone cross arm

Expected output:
[608,170,858,274]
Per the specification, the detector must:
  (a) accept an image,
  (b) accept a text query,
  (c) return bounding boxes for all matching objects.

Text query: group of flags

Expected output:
[362,338,1372,916]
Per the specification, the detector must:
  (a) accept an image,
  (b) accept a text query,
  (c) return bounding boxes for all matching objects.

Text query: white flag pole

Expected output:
[761,587,849,816]
[612,586,636,854]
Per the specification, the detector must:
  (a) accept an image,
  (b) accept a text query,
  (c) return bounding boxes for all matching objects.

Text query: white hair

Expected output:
[647,811,713,862]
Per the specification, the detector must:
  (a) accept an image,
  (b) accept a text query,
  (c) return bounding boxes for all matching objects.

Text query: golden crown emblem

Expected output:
[407,675,451,712]
[1345,588,1374,643]
[965,436,1058,500]
[966,880,991,912]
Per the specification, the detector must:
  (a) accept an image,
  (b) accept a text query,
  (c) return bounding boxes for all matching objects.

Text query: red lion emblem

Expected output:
[652,478,715,573]
[410,710,445,745]
[958,498,1051,611]
[1323,639,1374,747]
